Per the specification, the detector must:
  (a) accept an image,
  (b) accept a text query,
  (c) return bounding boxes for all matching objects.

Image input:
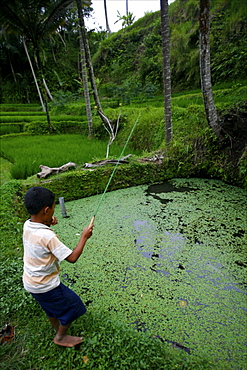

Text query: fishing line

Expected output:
[89,114,141,226]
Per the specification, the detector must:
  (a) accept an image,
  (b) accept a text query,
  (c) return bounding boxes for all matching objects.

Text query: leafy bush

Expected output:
[0,258,33,317]
[24,120,88,135]
[50,101,87,116]
[0,180,26,232]
[99,80,159,105]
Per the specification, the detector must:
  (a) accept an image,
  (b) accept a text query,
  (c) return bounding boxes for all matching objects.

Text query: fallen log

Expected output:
[37,154,131,178]
[84,154,132,168]
[37,162,77,179]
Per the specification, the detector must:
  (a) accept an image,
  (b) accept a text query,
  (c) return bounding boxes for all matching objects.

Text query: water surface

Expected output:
[55,178,247,368]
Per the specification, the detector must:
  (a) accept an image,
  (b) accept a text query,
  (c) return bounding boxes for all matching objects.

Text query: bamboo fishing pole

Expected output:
[88,114,141,227]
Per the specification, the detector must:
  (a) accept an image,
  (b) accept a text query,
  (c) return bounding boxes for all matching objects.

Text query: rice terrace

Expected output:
[0,0,247,369]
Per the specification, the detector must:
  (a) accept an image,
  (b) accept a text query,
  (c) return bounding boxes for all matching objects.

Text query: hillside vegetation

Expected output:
[1,0,246,103]
[93,0,247,99]
[1,82,247,188]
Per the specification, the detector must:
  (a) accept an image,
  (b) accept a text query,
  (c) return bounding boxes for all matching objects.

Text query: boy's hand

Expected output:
[82,224,94,240]
[66,222,94,263]
[51,216,58,226]
[44,216,58,227]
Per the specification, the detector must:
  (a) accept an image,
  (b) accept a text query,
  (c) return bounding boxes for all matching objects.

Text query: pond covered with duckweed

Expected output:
[54,178,247,368]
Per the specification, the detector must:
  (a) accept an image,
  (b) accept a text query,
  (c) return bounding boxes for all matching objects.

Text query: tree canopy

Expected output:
[0,0,246,104]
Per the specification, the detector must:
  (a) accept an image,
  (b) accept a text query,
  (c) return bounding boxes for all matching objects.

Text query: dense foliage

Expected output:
[0,0,246,104]
[94,0,247,97]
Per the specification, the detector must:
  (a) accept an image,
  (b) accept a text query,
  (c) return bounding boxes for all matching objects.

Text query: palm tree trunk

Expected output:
[80,44,93,137]
[76,0,113,134]
[77,7,102,112]
[23,37,46,111]
[199,0,220,137]
[76,0,93,137]
[126,0,128,16]
[104,0,111,34]
[160,0,172,145]
[43,78,54,101]
[33,44,52,131]
[78,26,93,136]
[9,58,17,83]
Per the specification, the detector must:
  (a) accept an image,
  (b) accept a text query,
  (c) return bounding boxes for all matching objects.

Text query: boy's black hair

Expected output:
[24,187,55,215]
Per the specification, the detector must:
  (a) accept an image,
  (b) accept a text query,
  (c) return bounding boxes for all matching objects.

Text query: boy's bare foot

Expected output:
[54,334,83,347]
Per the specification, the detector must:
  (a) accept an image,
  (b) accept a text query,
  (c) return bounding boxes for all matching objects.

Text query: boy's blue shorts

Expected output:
[31,283,86,326]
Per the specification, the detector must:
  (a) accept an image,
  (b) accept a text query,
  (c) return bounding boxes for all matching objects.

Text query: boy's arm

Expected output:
[66,225,93,263]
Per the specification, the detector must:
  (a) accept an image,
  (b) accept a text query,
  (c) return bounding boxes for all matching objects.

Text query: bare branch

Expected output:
[37,162,77,179]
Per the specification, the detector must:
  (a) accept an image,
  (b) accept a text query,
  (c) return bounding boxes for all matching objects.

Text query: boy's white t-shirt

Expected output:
[22,220,72,294]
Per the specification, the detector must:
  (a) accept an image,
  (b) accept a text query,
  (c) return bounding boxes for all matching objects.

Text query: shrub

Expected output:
[24,120,88,135]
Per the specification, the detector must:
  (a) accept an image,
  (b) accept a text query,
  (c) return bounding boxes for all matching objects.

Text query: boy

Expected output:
[22,186,93,347]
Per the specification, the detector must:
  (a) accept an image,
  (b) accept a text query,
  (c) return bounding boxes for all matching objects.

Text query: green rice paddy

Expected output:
[1,134,133,180]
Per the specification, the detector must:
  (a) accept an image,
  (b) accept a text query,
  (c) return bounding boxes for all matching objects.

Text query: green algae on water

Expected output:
[54,178,247,368]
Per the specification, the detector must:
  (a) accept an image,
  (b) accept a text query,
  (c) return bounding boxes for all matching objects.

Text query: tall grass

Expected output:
[0,124,22,135]
[1,134,134,180]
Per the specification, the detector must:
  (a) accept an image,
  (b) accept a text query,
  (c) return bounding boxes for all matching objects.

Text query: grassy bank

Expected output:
[1,83,246,368]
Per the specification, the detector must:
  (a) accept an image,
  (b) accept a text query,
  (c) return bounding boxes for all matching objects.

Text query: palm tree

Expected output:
[160,0,172,144]
[199,0,220,138]
[0,27,33,102]
[0,0,73,124]
[115,11,135,28]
